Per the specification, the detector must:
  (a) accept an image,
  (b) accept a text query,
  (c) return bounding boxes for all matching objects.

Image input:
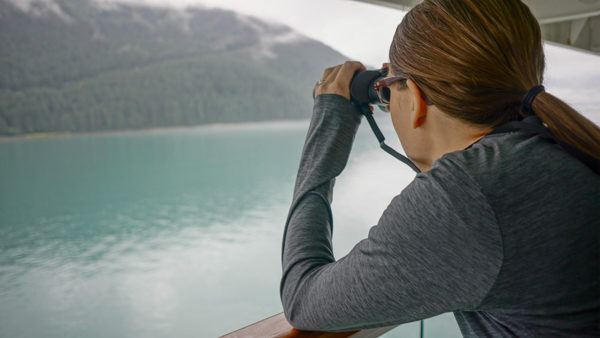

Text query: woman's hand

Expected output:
[313,61,366,101]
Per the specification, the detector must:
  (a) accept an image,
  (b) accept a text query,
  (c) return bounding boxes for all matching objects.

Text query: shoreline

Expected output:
[0,118,311,143]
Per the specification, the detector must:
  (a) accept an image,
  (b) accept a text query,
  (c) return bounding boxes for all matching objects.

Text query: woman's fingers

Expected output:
[315,60,366,100]
[324,65,341,83]
[321,66,337,82]
[334,61,365,87]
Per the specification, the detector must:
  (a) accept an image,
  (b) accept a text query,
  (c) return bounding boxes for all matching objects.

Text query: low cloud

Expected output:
[6,0,72,20]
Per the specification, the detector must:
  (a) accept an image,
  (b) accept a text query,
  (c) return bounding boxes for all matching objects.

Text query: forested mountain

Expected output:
[0,0,349,135]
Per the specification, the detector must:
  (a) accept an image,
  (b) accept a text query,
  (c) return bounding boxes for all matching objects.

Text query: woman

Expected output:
[280,0,600,337]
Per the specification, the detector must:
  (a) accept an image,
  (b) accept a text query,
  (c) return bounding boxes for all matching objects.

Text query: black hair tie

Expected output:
[522,85,545,115]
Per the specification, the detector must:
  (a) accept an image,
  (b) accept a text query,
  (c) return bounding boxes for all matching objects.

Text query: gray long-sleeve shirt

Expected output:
[280,93,600,337]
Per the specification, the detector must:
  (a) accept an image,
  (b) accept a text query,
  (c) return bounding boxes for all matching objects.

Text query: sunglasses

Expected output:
[374,76,407,112]
[373,68,432,112]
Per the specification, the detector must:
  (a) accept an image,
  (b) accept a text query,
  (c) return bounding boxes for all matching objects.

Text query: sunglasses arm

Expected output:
[351,102,422,174]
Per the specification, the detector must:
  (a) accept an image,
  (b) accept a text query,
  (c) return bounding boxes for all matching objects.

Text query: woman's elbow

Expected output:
[280,263,335,331]
[280,282,314,331]
[281,285,301,327]
[281,287,344,332]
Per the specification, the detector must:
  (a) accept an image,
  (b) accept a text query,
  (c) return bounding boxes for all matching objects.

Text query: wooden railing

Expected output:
[220,312,397,338]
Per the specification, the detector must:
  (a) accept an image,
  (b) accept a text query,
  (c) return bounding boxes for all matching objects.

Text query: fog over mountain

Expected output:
[0,0,349,135]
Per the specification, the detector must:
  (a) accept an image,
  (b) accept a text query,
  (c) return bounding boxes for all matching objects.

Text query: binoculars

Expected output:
[313,67,390,111]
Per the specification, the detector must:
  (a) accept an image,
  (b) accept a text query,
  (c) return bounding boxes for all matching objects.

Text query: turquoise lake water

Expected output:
[0,118,463,338]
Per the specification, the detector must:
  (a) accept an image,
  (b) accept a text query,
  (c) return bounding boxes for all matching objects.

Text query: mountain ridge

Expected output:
[0,0,350,135]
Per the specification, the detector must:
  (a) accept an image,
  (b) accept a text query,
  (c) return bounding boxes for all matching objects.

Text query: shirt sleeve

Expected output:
[280,94,504,332]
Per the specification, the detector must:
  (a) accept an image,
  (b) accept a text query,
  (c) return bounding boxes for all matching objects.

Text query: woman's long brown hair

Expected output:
[389,0,600,161]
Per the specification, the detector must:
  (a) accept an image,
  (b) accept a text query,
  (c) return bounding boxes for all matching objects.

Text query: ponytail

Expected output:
[532,92,600,162]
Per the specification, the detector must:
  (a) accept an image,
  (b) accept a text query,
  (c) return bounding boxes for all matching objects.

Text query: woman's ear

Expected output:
[406,79,428,129]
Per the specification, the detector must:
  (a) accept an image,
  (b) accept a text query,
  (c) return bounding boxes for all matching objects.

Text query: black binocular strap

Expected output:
[354,103,422,174]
